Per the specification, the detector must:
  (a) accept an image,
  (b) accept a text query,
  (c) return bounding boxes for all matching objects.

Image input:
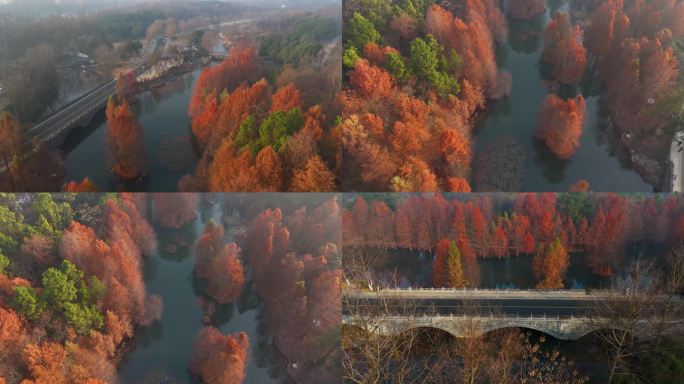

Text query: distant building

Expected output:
[71,52,90,65]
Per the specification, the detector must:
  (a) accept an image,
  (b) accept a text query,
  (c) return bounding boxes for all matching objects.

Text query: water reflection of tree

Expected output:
[253,302,291,383]
[533,138,569,186]
[345,247,434,288]
[138,71,195,115]
[507,15,545,54]
[547,0,566,16]
[208,278,262,328]
[593,97,637,173]
[578,67,603,98]
[134,366,182,384]
[157,225,197,263]
[474,134,526,192]
[142,250,160,281]
[133,319,164,349]
[156,135,198,174]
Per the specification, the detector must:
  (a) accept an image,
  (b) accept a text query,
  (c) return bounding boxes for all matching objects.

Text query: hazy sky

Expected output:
[0,0,338,4]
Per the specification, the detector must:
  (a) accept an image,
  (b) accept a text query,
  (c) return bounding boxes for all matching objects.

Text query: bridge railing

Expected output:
[343,313,589,321]
[346,287,619,296]
[391,287,594,293]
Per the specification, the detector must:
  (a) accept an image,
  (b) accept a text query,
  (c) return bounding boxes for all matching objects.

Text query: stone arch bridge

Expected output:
[343,288,683,341]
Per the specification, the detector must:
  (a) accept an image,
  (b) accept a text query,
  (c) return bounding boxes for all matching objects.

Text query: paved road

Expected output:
[671,132,684,192]
[345,289,682,318]
[28,80,116,142]
[345,297,599,318]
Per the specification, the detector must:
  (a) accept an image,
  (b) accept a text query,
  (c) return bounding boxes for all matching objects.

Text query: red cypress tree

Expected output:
[270,84,302,113]
[195,221,225,279]
[152,193,198,229]
[542,12,587,84]
[536,95,586,160]
[206,244,245,304]
[105,98,147,180]
[190,327,249,384]
[394,205,413,249]
[508,0,546,20]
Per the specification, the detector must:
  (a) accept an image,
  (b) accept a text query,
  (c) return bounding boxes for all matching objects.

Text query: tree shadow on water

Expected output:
[533,138,569,186]
[134,320,164,349]
[157,225,197,263]
[508,15,545,55]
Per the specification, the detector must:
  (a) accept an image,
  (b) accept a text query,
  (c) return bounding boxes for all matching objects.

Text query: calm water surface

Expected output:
[118,203,283,383]
[383,243,661,290]
[474,8,652,192]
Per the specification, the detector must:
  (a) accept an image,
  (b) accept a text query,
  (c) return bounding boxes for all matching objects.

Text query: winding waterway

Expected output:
[61,68,203,192]
[117,201,284,383]
[473,6,652,192]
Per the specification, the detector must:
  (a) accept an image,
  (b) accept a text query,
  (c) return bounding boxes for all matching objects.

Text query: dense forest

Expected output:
[0,193,161,383]
[0,193,342,383]
[179,12,342,192]
[342,0,505,191]
[343,193,684,288]
[341,0,684,191]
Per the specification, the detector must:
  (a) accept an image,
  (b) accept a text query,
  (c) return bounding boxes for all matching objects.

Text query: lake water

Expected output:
[378,241,665,290]
[473,8,652,192]
[61,68,202,192]
[117,202,285,383]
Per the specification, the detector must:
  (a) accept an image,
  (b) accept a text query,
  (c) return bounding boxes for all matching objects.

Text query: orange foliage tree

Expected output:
[433,239,466,288]
[187,73,336,192]
[533,239,569,289]
[195,221,226,278]
[344,193,684,281]
[190,327,249,384]
[240,198,341,382]
[535,95,586,160]
[105,98,147,180]
[291,156,336,192]
[152,193,198,229]
[189,45,261,119]
[115,71,140,101]
[205,244,245,305]
[270,84,302,113]
[583,0,680,173]
[445,177,472,192]
[542,12,587,84]
[570,180,590,192]
[508,0,546,20]
[0,307,25,358]
[348,59,394,98]
[194,220,245,304]
[342,2,505,191]
[22,342,69,384]
[20,234,55,268]
[60,196,161,329]
[62,178,98,192]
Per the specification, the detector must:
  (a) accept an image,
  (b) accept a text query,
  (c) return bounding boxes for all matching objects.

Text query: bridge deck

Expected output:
[345,289,682,318]
[29,80,116,144]
[671,132,684,192]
